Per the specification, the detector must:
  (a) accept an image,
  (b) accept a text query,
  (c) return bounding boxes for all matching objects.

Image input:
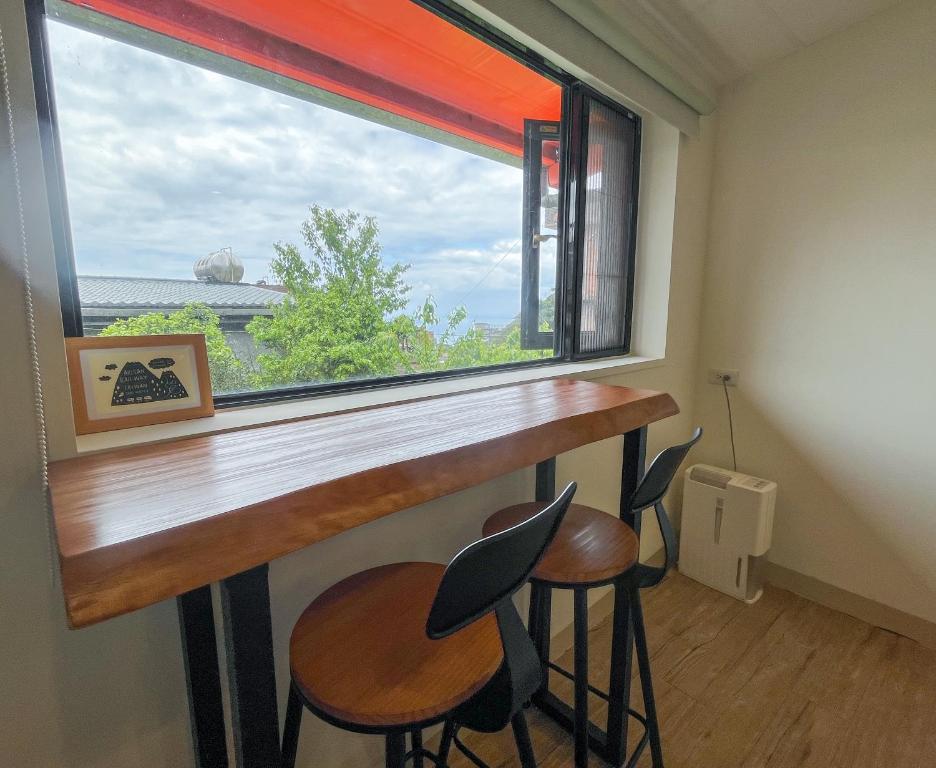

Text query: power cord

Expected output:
[721,376,737,472]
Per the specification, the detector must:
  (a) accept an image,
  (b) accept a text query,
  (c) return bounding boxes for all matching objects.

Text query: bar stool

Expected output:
[282,482,577,768]
[482,429,702,768]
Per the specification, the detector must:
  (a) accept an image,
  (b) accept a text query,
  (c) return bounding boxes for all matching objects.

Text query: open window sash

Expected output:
[520,120,561,350]
[570,87,640,359]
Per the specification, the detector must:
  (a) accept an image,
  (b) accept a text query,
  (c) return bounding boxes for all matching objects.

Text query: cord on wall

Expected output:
[1,21,58,586]
[721,376,738,472]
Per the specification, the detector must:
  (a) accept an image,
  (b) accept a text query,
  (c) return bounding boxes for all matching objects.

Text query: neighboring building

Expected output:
[78,251,286,365]
[471,321,508,345]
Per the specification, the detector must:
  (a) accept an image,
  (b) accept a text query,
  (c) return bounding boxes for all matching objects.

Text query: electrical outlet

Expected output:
[709,368,739,386]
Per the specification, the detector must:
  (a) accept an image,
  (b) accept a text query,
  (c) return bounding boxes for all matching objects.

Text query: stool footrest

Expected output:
[546,660,612,703]
[533,689,650,768]
[404,746,447,767]
[452,727,492,768]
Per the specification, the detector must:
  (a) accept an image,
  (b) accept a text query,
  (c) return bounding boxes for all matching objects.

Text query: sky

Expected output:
[46,19,558,329]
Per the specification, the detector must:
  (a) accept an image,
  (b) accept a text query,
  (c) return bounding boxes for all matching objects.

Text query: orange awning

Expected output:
[62,0,563,157]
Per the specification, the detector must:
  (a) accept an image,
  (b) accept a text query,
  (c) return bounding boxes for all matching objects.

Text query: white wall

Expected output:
[693,0,936,622]
[0,1,715,765]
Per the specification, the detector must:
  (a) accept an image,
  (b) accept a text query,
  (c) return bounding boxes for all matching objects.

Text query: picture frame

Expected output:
[65,334,214,435]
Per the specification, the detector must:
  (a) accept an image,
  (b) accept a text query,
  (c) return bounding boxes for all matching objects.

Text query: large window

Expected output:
[31,0,640,406]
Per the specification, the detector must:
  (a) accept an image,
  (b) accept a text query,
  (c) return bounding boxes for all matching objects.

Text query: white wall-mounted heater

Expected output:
[678,465,777,603]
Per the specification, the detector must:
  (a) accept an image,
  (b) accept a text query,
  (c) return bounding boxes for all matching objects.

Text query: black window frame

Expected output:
[568,84,642,360]
[520,118,562,351]
[25,0,641,410]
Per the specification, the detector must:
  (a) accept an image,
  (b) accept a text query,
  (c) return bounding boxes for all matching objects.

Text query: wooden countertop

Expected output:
[49,379,678,628]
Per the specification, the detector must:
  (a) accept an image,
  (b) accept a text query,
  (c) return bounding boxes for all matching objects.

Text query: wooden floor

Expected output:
[444,572,936,767]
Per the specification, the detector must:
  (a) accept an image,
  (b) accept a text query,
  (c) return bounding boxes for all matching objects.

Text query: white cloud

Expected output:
[47,20,539,325]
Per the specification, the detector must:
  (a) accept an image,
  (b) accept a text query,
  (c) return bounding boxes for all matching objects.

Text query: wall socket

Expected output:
[708,368,739,386]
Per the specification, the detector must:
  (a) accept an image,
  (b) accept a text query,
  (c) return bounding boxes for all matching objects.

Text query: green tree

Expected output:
[248,205,551,386]
[453,292,557,368]
[99,303,248,393]
[445,324,550,369]
[98,209,550,395]
[247,206,416,386]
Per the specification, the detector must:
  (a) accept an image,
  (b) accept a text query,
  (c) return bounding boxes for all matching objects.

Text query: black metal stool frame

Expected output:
[528,427,702,768]
[282,483,579,768]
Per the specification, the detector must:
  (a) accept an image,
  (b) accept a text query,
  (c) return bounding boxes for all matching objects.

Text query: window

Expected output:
[571,88,641,358]
[30,0,640,407]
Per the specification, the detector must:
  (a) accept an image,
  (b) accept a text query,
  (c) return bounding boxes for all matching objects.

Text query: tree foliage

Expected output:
[248,205,549,387]
[100,205,551,395]
[247,206,415,386]
[98,303,248,393]
[445,324,546,369]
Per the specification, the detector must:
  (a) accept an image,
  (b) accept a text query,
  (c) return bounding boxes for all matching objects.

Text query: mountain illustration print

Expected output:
[110,359,189,406]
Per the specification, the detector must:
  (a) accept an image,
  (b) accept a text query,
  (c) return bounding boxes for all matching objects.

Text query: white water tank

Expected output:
[194,247,244,283]
[679,465,777,603]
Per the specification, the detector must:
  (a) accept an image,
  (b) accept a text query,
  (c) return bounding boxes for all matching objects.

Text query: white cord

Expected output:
[1,21,58,585]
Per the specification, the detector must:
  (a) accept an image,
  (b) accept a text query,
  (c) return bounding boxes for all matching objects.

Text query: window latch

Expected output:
[531,233,556,248]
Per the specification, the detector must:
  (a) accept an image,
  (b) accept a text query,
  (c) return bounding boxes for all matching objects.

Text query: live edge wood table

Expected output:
[48,379,677,768]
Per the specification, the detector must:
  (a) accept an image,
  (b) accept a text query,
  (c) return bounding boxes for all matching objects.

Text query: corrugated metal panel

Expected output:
[77,276,286,309]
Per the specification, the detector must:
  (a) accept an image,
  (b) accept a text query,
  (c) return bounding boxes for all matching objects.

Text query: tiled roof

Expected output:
[78,276,286,310]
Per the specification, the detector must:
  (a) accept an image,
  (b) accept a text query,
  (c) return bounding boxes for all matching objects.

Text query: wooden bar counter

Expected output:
[48,378,678,767]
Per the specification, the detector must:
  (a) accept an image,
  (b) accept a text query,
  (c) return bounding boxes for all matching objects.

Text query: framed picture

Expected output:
[65,334,214,435]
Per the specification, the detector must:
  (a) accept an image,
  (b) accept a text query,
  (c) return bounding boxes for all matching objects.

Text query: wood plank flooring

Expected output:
[443,572,936,767]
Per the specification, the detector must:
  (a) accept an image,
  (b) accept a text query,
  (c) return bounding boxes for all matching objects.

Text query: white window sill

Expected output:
[73,355,665,455]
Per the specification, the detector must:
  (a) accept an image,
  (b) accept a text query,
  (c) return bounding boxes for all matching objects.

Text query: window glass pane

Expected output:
[45,0,563,397]
[520,121,561,350]
[577,98,637,355]
[538,137,560,332]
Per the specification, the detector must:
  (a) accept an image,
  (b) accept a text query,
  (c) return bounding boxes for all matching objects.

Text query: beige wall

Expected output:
[692,0,936,622]
[0,0,715,764]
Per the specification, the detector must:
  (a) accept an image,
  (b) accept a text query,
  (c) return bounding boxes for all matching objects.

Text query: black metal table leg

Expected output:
[177,586,229,768]
[573,588,590,767]
[612,426,647,763]
[603,580,634,765]
[632,585,664,768]
[531,458,556,702]
[620,427,647,532]
[220,564,280,768]
[535,457,556,504]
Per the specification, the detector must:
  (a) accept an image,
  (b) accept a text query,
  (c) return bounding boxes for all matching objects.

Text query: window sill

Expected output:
[73,355,665,455]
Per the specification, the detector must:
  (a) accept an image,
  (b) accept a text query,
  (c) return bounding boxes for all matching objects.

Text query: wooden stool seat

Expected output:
[289,562,503,730]
[483,503,639,586]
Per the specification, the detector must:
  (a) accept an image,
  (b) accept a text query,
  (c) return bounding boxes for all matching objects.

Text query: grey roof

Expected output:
[77,276,286,310]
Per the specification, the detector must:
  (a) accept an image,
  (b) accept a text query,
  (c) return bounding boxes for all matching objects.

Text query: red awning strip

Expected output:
[63,0,562,157]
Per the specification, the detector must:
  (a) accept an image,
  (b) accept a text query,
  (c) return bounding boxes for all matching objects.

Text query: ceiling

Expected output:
[544,0,905,119]
[641,0,906,85]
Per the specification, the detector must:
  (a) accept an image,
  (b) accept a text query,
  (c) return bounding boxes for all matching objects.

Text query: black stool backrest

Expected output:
[629,427,703,512]
[630,428,702,588]
[426,482,576,640]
